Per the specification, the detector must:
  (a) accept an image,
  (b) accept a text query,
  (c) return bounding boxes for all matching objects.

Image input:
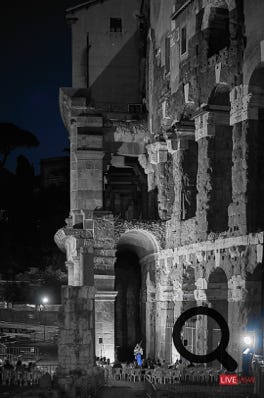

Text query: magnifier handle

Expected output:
[218,351,238,372]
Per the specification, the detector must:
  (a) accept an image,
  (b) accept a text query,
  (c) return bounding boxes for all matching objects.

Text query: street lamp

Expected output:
[243,333,255,353]
[41,297,48,341]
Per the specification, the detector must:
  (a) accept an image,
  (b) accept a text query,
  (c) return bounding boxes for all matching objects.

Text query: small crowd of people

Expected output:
[0,358,42,385]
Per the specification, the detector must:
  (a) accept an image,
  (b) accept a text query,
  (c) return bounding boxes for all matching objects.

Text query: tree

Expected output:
[0,123,39,167]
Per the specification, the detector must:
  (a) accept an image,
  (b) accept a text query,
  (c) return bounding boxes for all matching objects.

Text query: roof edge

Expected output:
[66,0,105,14]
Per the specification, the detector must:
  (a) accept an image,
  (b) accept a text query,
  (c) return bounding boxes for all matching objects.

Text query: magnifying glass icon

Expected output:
[172,306,238,372]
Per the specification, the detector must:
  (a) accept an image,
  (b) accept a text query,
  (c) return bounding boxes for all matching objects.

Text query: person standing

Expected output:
[134,341,143,367]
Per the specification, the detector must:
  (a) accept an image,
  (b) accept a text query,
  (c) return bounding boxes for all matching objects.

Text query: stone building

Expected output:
[55,0,264,374]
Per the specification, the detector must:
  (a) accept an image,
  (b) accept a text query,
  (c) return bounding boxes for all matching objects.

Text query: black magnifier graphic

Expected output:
[172,306,238,371]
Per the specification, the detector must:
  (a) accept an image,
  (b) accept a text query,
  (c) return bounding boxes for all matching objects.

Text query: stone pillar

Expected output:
[155,281,175,362]
[228,275,247,372]
[138,154,156,219]
[229,86,251,235]
[140,256,157,360]
[171,281,184,362]
[66,261,74,286]
[194,278,208,357]
[146,142,173,220]
[167,137,188,221]
[70,115,104,225]
[194,111,215,241]
[58,286,96,374]
[229,85,264,234]
[95,291,117,362]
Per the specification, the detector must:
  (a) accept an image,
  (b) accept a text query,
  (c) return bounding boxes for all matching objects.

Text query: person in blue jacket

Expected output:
[134,341,143,367]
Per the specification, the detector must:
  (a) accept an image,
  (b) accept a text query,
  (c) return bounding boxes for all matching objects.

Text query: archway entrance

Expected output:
[115,250,141,361]
[115,229,159,362]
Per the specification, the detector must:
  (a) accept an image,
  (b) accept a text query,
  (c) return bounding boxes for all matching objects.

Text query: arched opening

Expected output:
[247,65,264,232]
[207,84,232,233]
[115,250,141,361]
[207,4,229,58]
[207,268,228,367]
[104,157,157,221]
[115,229,159,362]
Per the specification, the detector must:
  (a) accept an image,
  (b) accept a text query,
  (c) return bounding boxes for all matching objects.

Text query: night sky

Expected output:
[0,1,81,174]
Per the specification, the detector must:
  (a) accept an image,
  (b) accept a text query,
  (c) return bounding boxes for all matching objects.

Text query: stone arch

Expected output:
[247,64,264,231]
[116,228,160,259]
[114,229,159,361]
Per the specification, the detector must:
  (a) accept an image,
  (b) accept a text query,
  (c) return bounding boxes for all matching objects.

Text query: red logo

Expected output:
[219,374,238,385]
[219,374,255,385]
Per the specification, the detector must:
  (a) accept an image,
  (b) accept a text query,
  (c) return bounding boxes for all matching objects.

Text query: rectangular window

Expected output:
[110,18,122,32]
[181,25,187,55]
[165,36,171,73]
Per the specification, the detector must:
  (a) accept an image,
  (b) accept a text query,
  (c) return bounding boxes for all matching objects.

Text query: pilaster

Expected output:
[228,85,264,235]
[194,111,215,241]
[70,115,104,222]
[228,275,247,372]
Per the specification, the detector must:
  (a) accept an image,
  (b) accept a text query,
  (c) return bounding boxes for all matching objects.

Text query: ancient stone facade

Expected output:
[56,0,264,373]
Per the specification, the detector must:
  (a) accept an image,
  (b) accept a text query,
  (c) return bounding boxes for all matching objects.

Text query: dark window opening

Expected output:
[208,7,229,57]
[181,141,198,221]
[165,36,170,73]
[110,17,122,32]
[181,26,187,55]
[196,9,204,32]
[247,108,264,232]
[208,121,232,233]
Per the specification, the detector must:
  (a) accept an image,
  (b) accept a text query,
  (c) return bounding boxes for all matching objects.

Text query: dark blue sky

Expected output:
[0,1,80,174]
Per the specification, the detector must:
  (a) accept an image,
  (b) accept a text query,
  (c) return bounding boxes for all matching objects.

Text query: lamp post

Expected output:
[41,297,48,342]
[242,332,256,375]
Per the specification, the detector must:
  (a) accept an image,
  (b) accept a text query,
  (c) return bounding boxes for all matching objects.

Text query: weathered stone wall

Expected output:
[147,0,248,244]
[156,232,263,369]
[58,286,95,375]
[56,0,264,372]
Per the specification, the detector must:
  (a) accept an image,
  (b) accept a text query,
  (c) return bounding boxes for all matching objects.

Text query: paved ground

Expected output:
[96,386,145,398]
[95,380,257,398]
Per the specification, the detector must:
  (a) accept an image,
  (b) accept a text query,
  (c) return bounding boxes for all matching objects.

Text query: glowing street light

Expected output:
[41,297,49,341]
[42,297,49,305]
[243,336,253,346]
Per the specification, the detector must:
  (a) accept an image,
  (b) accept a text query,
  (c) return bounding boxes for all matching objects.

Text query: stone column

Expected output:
[228,275,247,372]
[171,281,184,362]
[194,111,215,241]
[155,272,175,362]
[167,137,188,221]
[70,115,104,225]
[95,291,117,362]
[229,85,264,234]
[140,255,157,359]
[138,154,156,219]
[58,285,96,374]
[194,278,208,357]
[146,142,173,220]
[66,261,74,286]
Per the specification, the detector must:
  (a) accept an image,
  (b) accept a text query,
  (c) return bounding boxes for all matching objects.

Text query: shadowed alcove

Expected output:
[115,229,159,361]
